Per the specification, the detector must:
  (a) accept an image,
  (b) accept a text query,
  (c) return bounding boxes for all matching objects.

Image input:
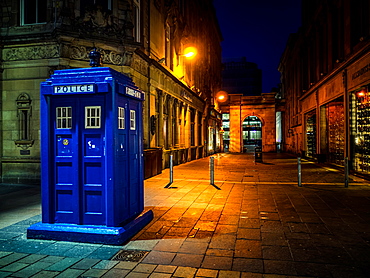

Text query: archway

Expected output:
[242,116,262,153]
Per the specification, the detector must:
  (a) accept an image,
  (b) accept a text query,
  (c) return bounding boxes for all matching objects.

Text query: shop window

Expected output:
[85,106,101,128]
[56,107,72,129]
[20,0,47,25]
[15,93,34,149]
[352,87,370,174]
[130,110,136,130]
[306,114,316,158]
[326,99,344,165]
[222,113,230,142]
[118,107,125,129]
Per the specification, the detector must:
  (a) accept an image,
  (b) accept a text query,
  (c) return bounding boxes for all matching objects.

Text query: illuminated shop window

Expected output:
[85,106,101,128]
[130,110,136,130]
[222,113,230,141]
[118,107,125,129]
[20,0,47,25]
[56,107,72,129]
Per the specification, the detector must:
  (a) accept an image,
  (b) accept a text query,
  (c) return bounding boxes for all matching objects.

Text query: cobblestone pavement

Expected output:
[0,153,370,277]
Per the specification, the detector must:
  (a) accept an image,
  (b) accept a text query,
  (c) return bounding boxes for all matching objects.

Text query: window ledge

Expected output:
[14,140,34,149]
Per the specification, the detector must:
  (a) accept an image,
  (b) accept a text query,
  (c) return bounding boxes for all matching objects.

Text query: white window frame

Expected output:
[85,106,101,129]
[130,110,136,130]
[20,0,47,25]
[118,107,125,129]
[56,107,72,129]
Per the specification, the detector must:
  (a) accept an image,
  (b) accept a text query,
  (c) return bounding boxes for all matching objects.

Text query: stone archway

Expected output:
[242,115,262,153]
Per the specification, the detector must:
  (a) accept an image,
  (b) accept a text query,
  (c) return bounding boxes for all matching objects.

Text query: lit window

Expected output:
[130,110,136,130]
[118,107,125,129]
[133,0,141,42]
[56,107,72,129]
[85,106,101,128]
[20,0,47,25]
[222,113,229,120]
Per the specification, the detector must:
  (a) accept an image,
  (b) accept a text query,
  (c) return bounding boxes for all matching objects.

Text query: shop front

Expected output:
[351,85,370,174]
[325,98,345,165]
[306,112,316,158]
[348,52,370,177]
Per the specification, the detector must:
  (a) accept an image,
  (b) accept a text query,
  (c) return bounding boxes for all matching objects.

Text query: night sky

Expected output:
[213,0,302,93]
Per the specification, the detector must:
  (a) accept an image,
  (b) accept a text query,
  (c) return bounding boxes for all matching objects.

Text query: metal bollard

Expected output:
[210,157,221,190]
[210,157,214,185]
[164,155,174,188]
[298,157,302,187]
[344,157,349,188]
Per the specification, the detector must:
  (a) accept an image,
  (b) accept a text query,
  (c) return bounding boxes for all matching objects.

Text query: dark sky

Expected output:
[213,0,302,93]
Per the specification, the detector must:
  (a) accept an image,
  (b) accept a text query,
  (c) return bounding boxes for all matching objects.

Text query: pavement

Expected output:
[0,152,370,278]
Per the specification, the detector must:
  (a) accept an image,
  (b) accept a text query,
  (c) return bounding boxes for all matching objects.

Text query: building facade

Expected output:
[279,0,370,176]
[219,93,278,153]
[0,0,223,183]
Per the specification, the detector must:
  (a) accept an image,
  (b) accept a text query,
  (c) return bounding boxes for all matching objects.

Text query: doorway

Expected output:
[242,116,262,153]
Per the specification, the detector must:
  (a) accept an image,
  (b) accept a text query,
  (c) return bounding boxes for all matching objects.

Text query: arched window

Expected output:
[242,116,262,152]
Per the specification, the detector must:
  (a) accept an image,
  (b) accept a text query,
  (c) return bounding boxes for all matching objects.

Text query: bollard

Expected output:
[164,155,174,188]
[210,157,221,190]
[298,157,302,187]
[344,157,349,188]
[210,157,214,185]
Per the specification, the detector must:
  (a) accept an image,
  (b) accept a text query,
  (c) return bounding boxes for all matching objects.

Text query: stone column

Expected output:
[157,89,164,148]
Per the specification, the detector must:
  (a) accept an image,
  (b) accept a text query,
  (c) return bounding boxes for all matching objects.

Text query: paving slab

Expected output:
[0,153,370,277]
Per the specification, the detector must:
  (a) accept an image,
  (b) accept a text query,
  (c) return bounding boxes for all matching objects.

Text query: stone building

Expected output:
[0,0,222,183]
[218,56,278,154]
[219,92,279,153]
[279,0,370,176]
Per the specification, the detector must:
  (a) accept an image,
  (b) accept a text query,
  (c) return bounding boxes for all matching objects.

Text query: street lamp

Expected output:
[183,46,198,59]
[216,90,228,103]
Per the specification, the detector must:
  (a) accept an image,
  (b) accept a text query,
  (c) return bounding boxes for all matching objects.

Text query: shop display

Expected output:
[354,88,370,174]
[306,115,316,158]
[327,102,344,165]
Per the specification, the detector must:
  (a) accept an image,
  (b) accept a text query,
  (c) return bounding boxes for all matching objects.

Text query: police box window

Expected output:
[20,0,47,25]
[130,110,136,130]
[118,107,125,129]
[56,107,72,129]
[85,106,101,129]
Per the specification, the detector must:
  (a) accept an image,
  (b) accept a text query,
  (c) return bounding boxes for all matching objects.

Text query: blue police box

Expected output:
[27,67,153,245]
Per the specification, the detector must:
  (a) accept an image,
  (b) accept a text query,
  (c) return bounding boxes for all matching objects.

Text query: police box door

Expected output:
[51,96,106,225]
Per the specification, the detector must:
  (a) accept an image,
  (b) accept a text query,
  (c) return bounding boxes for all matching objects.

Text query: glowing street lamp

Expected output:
[216,90,228,103]
[183,46,197,59]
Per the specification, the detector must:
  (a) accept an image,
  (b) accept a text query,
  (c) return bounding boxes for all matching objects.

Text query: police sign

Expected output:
[125,87,143,100]
[54,84,95,94]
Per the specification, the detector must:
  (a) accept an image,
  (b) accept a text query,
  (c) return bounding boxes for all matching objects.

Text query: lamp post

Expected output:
[216,91,228,153]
